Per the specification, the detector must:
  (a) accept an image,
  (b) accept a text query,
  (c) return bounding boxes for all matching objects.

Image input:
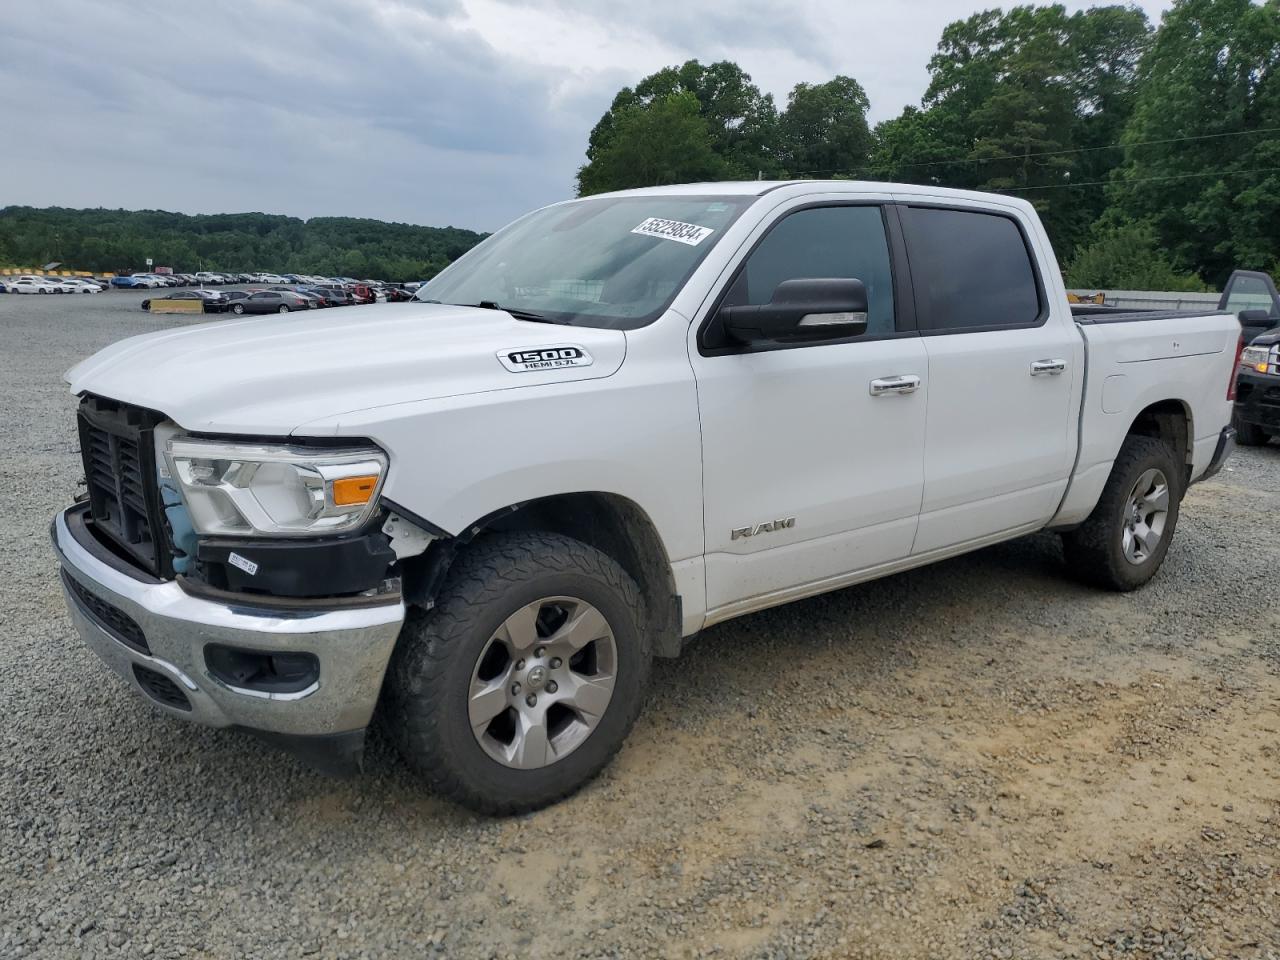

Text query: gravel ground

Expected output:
[2,290,1278,960]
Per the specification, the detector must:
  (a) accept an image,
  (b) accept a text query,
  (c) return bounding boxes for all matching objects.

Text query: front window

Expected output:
[416,194,755,330]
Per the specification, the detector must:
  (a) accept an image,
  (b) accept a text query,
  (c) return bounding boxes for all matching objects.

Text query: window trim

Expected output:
[697,201,917,357]
[899,202,1049,337]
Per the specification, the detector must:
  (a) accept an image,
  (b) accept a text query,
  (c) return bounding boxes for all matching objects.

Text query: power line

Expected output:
[794,125,1280,178]
[999,164,1280,192]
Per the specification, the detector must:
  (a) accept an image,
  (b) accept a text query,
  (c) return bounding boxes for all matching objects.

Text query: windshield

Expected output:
[415,194,755,329]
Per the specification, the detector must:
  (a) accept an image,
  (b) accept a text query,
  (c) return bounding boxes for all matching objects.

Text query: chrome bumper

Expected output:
[51,507,405,737]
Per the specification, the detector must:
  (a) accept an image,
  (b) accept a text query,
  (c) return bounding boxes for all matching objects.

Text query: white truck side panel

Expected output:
[1050,314,1238,527]
[300,309,708,587]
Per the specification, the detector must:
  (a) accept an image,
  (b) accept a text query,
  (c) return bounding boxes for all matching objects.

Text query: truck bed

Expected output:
[1070,304,1228,324]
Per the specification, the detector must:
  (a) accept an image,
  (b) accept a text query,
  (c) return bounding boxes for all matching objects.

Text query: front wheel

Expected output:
[231,303,245,315]
[1061,435,1182,591]
[1233,410,1270,447]
[384,532,651,815]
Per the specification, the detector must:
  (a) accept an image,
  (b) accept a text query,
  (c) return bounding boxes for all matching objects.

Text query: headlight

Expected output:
[164,438,388,537]
[1241,345,1271,374]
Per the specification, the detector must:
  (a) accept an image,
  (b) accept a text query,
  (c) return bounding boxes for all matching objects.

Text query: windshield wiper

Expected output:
[473,300,559,323]
[419,297,563,324]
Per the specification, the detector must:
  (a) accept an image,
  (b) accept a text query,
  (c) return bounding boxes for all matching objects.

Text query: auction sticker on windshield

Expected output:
[498,345,594,373]
[631,217,715,246]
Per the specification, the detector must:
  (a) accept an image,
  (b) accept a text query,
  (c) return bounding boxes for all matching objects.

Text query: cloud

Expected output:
[0,0,1174,231]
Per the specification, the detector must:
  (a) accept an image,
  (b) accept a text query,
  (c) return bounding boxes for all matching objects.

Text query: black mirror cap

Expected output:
[721,277,870,345]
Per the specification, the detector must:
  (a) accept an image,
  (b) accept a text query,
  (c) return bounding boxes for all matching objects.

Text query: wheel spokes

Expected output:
[510,712,550,769]
[561,671,616,719]
[1140,483,1169,516]
[494,601,540,651]
[468,666,513,732]
[553,603,610,652]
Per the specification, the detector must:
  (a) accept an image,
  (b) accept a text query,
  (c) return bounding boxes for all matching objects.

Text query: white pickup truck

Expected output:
[52,181,1242,813]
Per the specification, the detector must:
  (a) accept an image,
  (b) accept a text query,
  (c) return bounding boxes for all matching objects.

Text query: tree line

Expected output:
[0,207,486,282]
[577,0,1280,291]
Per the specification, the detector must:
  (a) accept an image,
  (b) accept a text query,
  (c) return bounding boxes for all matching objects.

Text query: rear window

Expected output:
[902,207,1042,331]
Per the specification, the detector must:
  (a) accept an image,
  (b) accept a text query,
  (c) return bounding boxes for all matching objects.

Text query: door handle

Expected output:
[869,374,921,396]
[1030,359,1067,376]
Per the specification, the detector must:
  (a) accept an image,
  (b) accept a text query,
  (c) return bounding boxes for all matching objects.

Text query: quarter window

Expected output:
[902,207,1041,331]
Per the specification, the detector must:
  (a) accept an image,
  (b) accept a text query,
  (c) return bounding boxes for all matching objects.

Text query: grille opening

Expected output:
[77,397,167,577]
[133,665,192,711]
[62,571,149,654]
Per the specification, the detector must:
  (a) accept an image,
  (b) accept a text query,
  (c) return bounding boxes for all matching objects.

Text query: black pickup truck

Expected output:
[1225,270,1280,446]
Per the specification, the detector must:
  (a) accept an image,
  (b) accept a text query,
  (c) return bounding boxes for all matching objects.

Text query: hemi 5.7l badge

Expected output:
[498,345,593,373]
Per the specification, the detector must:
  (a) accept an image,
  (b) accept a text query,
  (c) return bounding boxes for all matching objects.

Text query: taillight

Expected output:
[1228,334,1244,400]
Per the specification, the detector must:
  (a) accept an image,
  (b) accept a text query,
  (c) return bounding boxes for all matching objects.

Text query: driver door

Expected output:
[689,201,928,614]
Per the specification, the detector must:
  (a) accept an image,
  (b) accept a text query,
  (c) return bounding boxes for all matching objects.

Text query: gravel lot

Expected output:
[2,290,1278,960]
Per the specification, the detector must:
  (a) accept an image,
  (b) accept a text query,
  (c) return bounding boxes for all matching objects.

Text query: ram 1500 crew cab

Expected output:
[52,181,1242,813]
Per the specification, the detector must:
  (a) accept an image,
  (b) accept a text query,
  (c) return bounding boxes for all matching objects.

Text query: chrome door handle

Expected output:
[869,374,921,396]
[1030,359,1067,376]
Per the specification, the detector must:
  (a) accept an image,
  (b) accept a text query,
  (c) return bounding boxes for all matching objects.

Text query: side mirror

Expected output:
[721,278,869,345]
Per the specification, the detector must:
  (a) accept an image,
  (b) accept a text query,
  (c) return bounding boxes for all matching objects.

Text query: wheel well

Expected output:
[1126,400,1192,488]
[401,493,683,658]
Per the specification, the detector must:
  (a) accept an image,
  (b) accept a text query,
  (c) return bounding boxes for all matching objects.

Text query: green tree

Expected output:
[1110,0,1280,285]
[577,92,730,195]
[871,4,1151,259]
[578,60,780,192]
[777,76,872,176]
[1065,219,1207,289]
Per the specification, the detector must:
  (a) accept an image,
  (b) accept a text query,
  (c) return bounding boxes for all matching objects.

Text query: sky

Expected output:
[1,0,1174,233]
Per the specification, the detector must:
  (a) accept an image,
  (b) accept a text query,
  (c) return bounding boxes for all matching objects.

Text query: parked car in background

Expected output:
[194,272,223,285]
[349,283,376,304]
[9,277,64,294]
[382,286,412,302]
[227,290,310,314]
[110,276,147,288]
[307,286,353,306]
[141,291,217,312]
[63,278,104,293]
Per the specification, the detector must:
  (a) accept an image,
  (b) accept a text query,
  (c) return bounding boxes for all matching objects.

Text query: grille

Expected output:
[62,570,150,654]
[77,397,165,576]
[132,665,192,711]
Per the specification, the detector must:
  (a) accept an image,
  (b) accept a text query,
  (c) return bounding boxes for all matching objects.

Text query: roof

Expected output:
[590,180,1035,211]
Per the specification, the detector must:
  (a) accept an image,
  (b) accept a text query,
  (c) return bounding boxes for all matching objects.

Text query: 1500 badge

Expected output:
[498,345,593,373]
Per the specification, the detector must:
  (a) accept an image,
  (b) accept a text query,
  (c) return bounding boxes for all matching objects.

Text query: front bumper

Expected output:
[1234,369,1280,432]
[51,505,405,764]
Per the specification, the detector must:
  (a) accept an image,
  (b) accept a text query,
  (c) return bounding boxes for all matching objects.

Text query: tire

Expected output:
[38,288,48,294]
[384,531,651,815]
[1061,435,1182,591]
[277,304,290,313]
[231,303,244,315]
[1233,409,1269,447]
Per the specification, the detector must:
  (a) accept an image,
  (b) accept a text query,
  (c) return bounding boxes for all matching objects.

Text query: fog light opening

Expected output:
[205,645,319,695]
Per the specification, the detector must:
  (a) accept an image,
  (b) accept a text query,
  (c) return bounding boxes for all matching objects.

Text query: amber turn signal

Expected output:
[331,475,379,506]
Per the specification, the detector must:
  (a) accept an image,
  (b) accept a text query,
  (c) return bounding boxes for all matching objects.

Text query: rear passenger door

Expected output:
[900,203,1082,555]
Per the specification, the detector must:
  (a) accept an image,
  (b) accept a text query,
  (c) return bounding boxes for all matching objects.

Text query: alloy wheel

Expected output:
[1121,467,1169,565]
[467,596,618,770]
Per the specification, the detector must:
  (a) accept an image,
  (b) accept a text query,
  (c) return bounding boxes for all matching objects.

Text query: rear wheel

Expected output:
[1233,410,1270,447]
[384,532,651,815]
[277,304,290,313]
[1061,435,1182,591]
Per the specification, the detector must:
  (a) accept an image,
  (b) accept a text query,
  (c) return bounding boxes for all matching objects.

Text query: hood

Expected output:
[1248,325,1280,346]
[66,303,627,435]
